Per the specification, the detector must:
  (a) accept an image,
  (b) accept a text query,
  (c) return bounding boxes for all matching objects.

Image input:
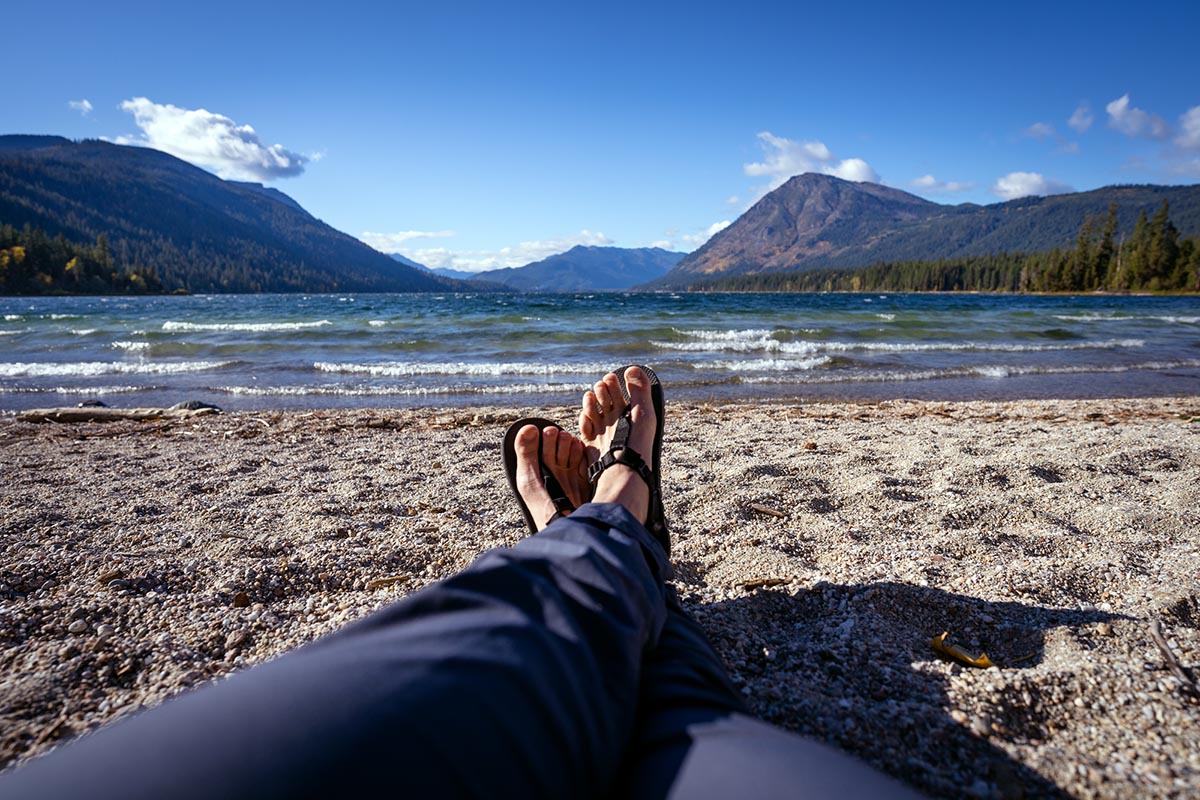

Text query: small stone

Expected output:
[41,579,56,590]
[1096,622,1113,637]
[225,630,249,650]
[67,620,88,634]
[970,715,993,737]
[232,592,250,608]
[97,569,125,585]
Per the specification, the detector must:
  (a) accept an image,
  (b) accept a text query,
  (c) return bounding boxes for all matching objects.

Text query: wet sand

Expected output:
[1,397,1198,798]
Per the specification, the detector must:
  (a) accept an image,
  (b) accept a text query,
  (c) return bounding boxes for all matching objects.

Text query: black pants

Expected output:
[1,504,920,799]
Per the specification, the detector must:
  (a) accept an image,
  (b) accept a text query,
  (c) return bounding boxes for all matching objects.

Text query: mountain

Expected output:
[0,135,455,293]
[390,253,480,281]
[655,173,1200,287]
[470,245,685,291]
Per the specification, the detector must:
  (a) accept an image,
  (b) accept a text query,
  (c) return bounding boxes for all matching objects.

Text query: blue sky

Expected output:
[4,0,1199,271]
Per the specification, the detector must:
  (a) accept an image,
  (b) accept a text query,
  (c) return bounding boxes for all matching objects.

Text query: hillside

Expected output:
[0,136,452,293]
[655,173,1200,287]
[470,245,684,291]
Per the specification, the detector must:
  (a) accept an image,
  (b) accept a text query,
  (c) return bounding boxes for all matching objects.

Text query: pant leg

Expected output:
[618,603,926,800]
[0,503,671,800]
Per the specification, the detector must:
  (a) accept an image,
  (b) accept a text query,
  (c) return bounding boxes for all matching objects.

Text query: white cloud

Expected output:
[1176,106,1200,150]
[113,97,308,181]
[1068,104,1094,133]
[687,220,731,246]
[68,99,93,116]
[1105,94,1170,139]
[743,132,879,198]
[404,230,613,273]
[991,171,1073,200]
[647,239,673,250]
[725,195,740,205]
[907,175,974,194]
[826,157,877,182]
[359,230,456,253]
[1024,122,1055,139]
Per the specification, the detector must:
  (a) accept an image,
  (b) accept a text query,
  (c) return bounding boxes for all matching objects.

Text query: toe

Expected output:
[580,392,599,441]
[546,425,569,467]
[624,367,657,469]
[568,435,583,470]
[601,373,626,420]
[593,379,613,414]
[514,424,542,485]
[514,423,553,529]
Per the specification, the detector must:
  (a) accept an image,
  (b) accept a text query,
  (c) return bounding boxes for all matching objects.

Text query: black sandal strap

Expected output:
[543,468,576,516]
[587,444,654,490]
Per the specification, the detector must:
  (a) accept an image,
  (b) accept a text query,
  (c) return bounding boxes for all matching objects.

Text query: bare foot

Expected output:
[512,423,590,531]
[578,366,657,522]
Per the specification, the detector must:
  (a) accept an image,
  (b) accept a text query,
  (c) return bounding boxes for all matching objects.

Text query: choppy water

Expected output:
[1,292,1198,409]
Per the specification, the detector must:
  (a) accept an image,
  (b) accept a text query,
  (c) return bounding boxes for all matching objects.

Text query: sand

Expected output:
[1,397,1198,798]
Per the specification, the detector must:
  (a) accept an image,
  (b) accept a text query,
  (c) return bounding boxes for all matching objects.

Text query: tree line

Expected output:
[1,224,163,294]
[692,201,1200,294]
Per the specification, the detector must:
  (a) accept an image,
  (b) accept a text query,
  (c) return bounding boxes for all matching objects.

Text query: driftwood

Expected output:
[17,407,220,424]
[749,503,788,518]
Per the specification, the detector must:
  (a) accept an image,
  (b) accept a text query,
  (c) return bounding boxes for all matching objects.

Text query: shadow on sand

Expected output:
[688,579,1126,799]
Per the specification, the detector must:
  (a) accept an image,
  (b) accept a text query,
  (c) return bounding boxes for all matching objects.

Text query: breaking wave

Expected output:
[0,360,237,377]
[162,320,333,332]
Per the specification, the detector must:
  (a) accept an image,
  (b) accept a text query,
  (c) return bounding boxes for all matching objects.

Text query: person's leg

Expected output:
[615,601,925,800]
[578,370,923,799]
[0,511,671,797]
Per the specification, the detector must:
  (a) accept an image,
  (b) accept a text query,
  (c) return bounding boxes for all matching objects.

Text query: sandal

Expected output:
[503,417,580,534]
[586,365,669,554]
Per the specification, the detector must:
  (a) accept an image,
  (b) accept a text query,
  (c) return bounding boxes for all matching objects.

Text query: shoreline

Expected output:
[2,396,1198,797]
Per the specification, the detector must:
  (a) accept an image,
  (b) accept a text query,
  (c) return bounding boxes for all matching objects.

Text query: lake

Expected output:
[2,292,1198,409]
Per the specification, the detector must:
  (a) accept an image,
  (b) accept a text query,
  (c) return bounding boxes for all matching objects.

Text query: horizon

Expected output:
[3,0,1200,273]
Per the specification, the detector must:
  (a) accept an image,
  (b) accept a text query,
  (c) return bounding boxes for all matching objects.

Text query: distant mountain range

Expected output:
[392,245,683,290]
[653,173,1200,288]
[390,254,478,281]
[0,135,454,293]
[466,245,683,291]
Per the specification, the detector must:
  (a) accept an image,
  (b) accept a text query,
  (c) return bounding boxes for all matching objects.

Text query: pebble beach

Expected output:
[1,397,1199,798]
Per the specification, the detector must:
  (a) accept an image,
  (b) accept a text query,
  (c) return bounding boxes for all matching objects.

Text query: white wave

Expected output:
[313,361,612,377]
[217,382,590,397]
[652,338,797,353]
[70,328,99,336]
[0,329,27,336]
[111,341,152,352]
[368,320,387,327]
[876,313,896,321]
[48,314,81,320]
[675,328,775,341]
[162,320,333,332]
[820,338,1145,353]
[706,357,831,372]
[654,336,1144,355]
[0,360,235,377]
[1054,313,1199,324]
[0,384,155,394]
[737,358,1200,385]
[3,314,22,321]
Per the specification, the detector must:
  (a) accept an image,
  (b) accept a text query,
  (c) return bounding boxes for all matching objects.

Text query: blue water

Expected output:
[1,293,1199,409]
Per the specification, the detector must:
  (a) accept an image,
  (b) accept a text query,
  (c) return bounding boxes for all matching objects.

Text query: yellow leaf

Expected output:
[930,631,995,668]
